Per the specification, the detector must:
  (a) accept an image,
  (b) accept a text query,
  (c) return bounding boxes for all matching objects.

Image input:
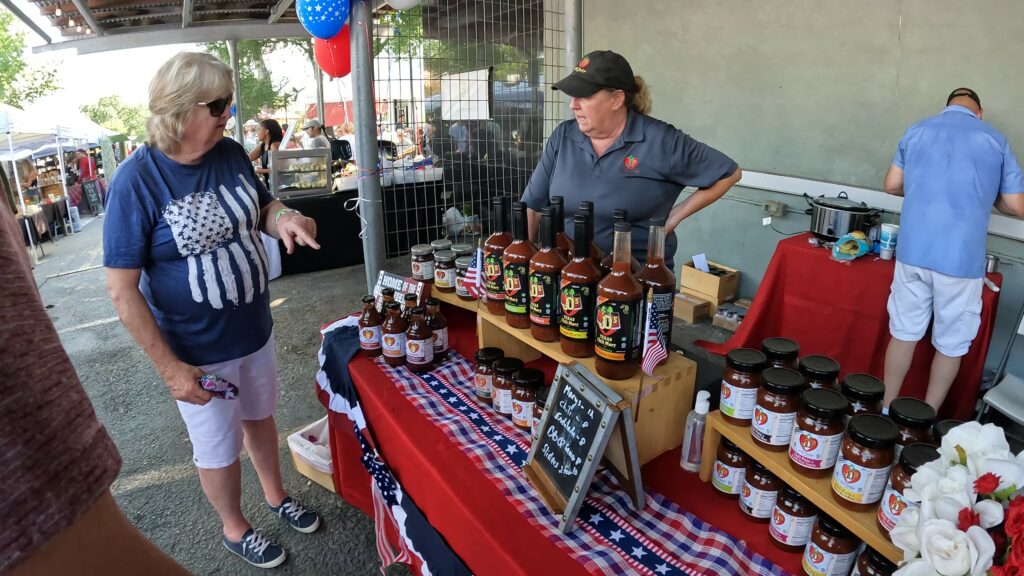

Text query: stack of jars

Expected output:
[410,238,477,302]
[472,346,550,436]
[356,293,451,372]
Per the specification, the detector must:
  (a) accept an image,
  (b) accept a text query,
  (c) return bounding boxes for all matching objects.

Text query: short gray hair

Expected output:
[146,52,233,154]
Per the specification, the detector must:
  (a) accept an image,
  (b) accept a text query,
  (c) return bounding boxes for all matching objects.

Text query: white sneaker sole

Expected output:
[223,541,288,569]
[290,515,321,534]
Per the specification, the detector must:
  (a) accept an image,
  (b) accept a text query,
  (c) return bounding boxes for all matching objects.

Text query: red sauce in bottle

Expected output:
[600,209,641,275]
[549,195,573,261]
[530,206,566,342]
[358,294,383,357]
[573,201,605,267]
[503,202,536,328]
[559,212,600,358]
[424,298,448,364]
[595,222,642,380]
[636,218,675,364]
[483,197,512,316]
[381,302,407,367]
[405,307,434,373]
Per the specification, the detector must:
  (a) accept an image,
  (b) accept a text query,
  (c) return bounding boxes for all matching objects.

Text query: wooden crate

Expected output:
[477,307,696,465]
[699,411,900,564]
[289,451,336,493]
[680,260,740,303]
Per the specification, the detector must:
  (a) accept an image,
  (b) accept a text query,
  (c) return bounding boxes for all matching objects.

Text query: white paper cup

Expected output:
[880,246,895,260]
[880,223,900,247]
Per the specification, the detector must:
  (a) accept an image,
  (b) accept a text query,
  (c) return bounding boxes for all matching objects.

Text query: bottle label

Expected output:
[594,297,639,361]
[802,543,856,576]
[831,456,893,504]
[406,338,434,365]
[503,262,529,314]
[435,267,454,288]
[740,483,778,519]
[474,373,493,399]
[720,380,758,420]
[531,410,542,437]
[456,274,470,297]
[789,430,843,470]
[411,259,434,281]
[711,460,745,495]
[529,270,559,325]
[382,332,406,358]
[484,251,505,301]
[769,507,815,546]
[647,290,674,349]
[559,280,596,339]
[359,325,382,350]
[512,398,534,428]
[494,388,513,414]
[878,482,915,532]
[751,406,797,446]
[432,327,448,354]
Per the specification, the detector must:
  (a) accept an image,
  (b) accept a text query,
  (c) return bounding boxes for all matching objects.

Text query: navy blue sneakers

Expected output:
[223,528,287,569]
[268,496,321,534]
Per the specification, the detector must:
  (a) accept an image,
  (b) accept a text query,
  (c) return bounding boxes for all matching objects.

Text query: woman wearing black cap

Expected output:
[520,50,742,269]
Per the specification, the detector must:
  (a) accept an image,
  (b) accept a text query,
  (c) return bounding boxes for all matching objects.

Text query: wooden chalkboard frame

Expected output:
[81,179,103,215]
[523,364,644,533]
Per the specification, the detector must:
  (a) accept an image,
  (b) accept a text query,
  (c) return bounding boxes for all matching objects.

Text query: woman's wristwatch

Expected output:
[274,207,302,223]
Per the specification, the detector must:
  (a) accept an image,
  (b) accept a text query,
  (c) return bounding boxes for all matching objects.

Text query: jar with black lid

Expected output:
[851,546,898,576]
[411,244,435,282]
[831,414,898,511]
[721,348,768,426]
[789,388,848,478]
[762,337,800,369]
[455,256,475,301]
[739,461,781,522]
[889,397,936,459]
[933,419,963,443]
[531,385,551,438]
[803,514,860,576]
[434,250,457,292]
[474,347,505,404]
[800,355,840,390]
[770,486,818,552]
[452,243,472,258]
[752,368,805,451]
[712,437,749,498]
[512,368,544,430]
[841,374,885,418]
[878,442,939,534]
[431,238,453,253]
[492,357,524,417]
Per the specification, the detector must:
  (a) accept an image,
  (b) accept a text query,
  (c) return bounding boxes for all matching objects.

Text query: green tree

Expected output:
[0,9,59,107]
[203,40,305,124]
[80,95,148,140]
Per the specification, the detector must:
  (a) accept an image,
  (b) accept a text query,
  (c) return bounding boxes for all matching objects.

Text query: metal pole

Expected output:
[351,0,384,292]
[8,131,37,264]
[56,127,73,234]
[227,39,245,144]
[312,46,325,126]
[564,0,583,121]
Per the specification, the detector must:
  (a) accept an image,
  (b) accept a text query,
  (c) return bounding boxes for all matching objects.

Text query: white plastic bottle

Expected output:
[680,390,711,472]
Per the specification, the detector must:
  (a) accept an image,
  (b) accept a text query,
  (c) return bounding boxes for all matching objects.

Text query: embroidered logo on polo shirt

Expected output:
[574,57,590,73]
[623,155,639,171]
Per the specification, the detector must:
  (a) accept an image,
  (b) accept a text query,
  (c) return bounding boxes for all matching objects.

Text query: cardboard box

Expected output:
[290,451,336,493]
[680,286,732,308]
[673,293,712,323]
[681,260,740,303]
[712,302,750,332]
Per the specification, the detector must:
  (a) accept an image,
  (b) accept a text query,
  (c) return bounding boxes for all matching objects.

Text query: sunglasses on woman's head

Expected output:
[197,94,233,117]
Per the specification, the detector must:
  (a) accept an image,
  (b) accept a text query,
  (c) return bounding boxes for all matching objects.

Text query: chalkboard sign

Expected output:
[524,364,643,533]
[81,179,102,215]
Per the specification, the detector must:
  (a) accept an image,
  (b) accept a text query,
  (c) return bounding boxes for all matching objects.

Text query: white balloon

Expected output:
[388,0,419,9]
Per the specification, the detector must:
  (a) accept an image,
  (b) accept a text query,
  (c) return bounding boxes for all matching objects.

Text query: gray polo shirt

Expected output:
[521,110,737,268]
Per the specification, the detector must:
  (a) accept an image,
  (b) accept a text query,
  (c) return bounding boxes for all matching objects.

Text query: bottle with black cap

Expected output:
[529,206,566,342]
[599,209,641,275]
[549,195,572,261]
[483,197,512,315]
[559,212,600,358]
[594,221,642,380]
[503,201,536,328]
[574,200,605,265]
[636,217,676,360]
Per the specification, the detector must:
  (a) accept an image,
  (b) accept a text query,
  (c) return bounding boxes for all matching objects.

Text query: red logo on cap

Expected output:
[574,57,590,73]
[623,155,639,171]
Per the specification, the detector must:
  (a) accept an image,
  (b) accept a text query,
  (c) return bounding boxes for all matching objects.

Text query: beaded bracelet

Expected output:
[275,207,301,223]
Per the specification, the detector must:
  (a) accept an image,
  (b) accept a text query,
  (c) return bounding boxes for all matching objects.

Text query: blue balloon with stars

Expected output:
[296,0,349,40]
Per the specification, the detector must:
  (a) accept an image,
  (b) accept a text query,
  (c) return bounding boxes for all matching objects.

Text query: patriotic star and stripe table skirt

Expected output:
[317,306,801,575]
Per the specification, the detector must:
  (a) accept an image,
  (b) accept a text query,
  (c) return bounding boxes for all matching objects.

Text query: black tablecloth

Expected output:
[280,191,364,275]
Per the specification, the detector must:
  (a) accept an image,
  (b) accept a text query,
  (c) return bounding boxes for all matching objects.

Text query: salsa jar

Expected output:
[531,385,551,438]
[721,348,768,426]
[473,347,504,404]
[752,367,805,450]
[739,461,781,522]
[433,250,457,292]
[889,397,936,459]
[431,238,452,254]
[411,244,435,282]
[455,256,475,301]
[762,337,800,369]
[934,419,964,443]
[712,437,749,498]
[841,374,885,418]
[789,388,848,478]
[358,294,383,357]
[511,368,544,429]
[831,414,898,511]
[877,442,939,534]
[851,546,898,576]
[452,243,472,259]
[800,355,841,390]
[803,514,860,576]
[404,307,435,373]
[770,486,818,552]
[492,357,524,417]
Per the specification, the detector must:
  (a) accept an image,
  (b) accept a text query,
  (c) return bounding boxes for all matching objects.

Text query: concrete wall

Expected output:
[583,0,1024,377]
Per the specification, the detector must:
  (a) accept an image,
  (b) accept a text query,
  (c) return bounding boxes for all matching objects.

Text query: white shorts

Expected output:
[887,262,983,358]
[177,334,279,469]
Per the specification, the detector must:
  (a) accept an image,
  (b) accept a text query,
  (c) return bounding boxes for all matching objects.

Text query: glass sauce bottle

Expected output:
[424,298,448,364]
[600,209,641,275]
[559,213,600,358]
[358,294,383,357]
[503,201,536,328]
[550,195,573,261]
[636,218,676,363]
[381,301,407,367]
[483,197,512,316]
[405,307,434,373]
[529,207,566,342]
[401,293,417,323]
[379,287,395,312]
[595,222,642,380]
[575,201,605,267]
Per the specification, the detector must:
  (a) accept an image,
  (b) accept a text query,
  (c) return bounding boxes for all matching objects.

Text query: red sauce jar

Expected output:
[752,367,805,451]
[789,389,848,478]
[433,250,457,292]
[512,368,544,429]
[800,355,840,390]
[410,244,434,283]
[877,442,939,534]
[831,414,898,511]
[712,437,749,498]
[841,374,885,418]
[934,419,963,443]
[889,397,936,459]
[770,486,818,552]
[473,347,504,404]
[762,337,800,369]
[739,461,781,522]
[851,546,898,576]
[531,385,551,439]
[802,514,860,576]
[720,348,768,427]
[492,357,523,417]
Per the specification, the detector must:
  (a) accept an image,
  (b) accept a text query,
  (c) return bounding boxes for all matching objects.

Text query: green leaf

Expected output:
[993,484,1018,501]
[956,445,968,467]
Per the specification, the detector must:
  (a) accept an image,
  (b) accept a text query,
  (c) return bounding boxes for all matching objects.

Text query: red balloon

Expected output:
[314,25,351,79]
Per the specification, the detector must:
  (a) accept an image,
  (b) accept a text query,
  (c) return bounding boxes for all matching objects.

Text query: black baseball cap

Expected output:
[552,50,638,98]
[947,87,981,108]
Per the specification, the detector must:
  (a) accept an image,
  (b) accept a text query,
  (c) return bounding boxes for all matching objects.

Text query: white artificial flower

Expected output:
[940,422,1013,475]
[972,499,1004,529]
[916,465,975,523]
[906,458,951,503]
[975,455,1024,494]
[894,559,942,576]
[916,520,994,576]
[891,508,922,561]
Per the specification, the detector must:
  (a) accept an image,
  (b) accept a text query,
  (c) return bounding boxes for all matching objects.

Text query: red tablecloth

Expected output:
[318,306,806,575]
[699,233,1001,421]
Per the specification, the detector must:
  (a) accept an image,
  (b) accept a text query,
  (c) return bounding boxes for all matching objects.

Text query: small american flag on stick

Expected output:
[465,244,484,299]
[641,300,668,376]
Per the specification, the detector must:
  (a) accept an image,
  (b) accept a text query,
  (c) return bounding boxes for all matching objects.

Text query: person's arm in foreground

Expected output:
[665,167,742,236]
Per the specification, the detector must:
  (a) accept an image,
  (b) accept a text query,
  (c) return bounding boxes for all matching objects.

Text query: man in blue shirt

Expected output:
[882,87,1024,411]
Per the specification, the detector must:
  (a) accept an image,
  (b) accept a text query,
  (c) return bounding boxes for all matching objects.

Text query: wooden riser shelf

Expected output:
[699,411,901,564]
[431,288,479,312]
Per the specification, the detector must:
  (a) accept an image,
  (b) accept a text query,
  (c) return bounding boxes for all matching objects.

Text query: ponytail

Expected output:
[630,75,652,115]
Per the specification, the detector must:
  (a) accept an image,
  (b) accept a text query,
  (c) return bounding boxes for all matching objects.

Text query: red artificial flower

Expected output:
[1008,498,1024,539]
[959,507,981,531]
[992,567,1007,576]
[992,530,1010,562]
[976,472,1002,495]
